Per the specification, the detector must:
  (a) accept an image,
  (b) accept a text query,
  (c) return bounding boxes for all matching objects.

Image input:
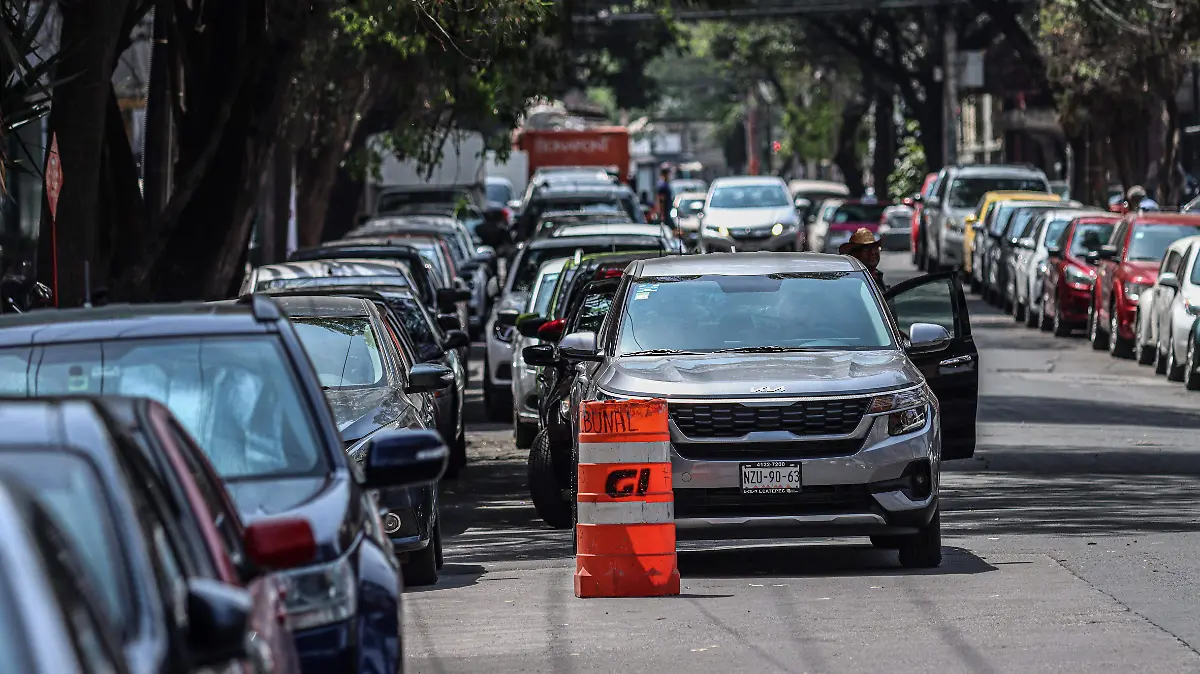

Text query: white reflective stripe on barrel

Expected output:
[577,500,675,525]
[577,440,671,465]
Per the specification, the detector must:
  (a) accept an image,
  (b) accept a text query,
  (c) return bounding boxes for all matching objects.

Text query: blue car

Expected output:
[0,295,449,673]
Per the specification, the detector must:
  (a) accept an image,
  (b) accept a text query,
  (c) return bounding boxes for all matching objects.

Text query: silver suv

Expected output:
[550,253,979,568]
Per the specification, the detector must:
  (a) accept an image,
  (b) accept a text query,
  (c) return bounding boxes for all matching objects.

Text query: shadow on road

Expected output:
[678,544,993,578]
[978,395,1200,427]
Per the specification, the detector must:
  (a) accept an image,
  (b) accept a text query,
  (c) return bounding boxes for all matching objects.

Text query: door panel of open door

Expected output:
[885,271,979,460]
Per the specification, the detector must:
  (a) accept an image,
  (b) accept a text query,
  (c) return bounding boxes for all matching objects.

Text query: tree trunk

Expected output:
[872,89,895,197]
[322,92,406,240]
[38,0,133,307]
[1067,130,1089,204]
[99,90,147,296]
[1086,122,1108,207]
[912,84,945,173]
[833,98,867,196]
[1158,97,1182,207]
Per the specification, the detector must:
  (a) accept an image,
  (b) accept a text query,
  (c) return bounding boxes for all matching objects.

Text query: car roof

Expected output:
[526,234,667,250]
[254,258,410,280]
[486,176,513,186]
[632,252,861,278]
[1035,208,1105,220]
[947,165,1047,177]
[788,179,850,193]
[674,192,707,201]
[1131,213,1200,225]
[535,257,571,276]
[0,398,114,448]
[1167,234,1200,254]
[712,175,787,187]
[354,215,459,231]
[0,302,269,347]
[551,224,669,238]
[983,190,1058,200]
[270,295,373,318]
[535,185,626,197]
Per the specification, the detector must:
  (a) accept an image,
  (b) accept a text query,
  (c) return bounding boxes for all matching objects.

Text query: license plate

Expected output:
[740,461,801,493]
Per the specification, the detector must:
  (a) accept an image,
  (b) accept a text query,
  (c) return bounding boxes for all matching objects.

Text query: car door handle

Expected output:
[939,355,974,367]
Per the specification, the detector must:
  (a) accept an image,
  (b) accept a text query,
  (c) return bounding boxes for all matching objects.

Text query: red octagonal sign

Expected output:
[46,134,62,219]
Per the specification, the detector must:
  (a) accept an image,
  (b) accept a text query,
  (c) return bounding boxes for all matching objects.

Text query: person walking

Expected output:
[656,166,673,226]
[839,227,886,290]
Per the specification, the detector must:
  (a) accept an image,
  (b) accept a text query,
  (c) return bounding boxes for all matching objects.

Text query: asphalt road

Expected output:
[405,253,1200,673]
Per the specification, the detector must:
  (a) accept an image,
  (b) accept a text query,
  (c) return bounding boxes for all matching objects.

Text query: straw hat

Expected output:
[838,228,881,255]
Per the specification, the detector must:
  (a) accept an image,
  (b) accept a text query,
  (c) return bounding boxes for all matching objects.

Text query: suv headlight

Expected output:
[868,388,930,436]
[276,555,357,631]
[493,321,516,343]
[1124,281,1151,302]
[770,222,796,236]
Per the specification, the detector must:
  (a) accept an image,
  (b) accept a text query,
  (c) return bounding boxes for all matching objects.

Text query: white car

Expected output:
[511,257,568,448]
[700,176,801,252]
[1135,235,1200,379]
[1012,208,1098,327]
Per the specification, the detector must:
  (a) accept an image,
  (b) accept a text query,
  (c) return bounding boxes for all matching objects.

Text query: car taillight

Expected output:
[502,207,513,225]
[538,318,566,342]
[245,517,317,570]
[595,268,623,279]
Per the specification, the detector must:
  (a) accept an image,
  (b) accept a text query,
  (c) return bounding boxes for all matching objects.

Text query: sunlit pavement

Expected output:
[406,253,1200,673]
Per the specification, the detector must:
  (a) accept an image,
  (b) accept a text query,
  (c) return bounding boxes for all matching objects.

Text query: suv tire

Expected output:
[403,533,440,587]
[898,509,942,569]
[1109,310,1134,359]
[528,431,573,529]
[1088,304,1108,350]
[1166,334,1186,381]
[1185,338,1200,390]
[515,421,538,449]
[483,356,513,422]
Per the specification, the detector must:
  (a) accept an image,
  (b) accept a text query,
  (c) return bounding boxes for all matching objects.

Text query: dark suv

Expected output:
[0,296,448,674]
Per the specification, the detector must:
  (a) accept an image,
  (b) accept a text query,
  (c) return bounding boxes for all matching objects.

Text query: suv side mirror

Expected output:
[496,308,520,327]
[474,246,497,262]
[516,313,548,338]
[437,314,462,331]
[1018,237,1035,249]
[1046,244,1063,260]
[906,322,952,354]
[522,343,558,366]
[442,329,471,351]
[1097,244,1118,260]
[437,287,471,312]
[186,579,253,667]
[1158,271,1180,289]
[359,429,448,488]
[911,193,923,203]
[559,331,603,361]
[963,213,977,226]
[405,362,454,393]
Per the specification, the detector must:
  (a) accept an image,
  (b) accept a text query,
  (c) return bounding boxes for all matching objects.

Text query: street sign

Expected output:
[46,134,62,219]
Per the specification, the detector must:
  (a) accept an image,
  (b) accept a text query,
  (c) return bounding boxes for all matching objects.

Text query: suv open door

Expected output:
[884,271,979,460]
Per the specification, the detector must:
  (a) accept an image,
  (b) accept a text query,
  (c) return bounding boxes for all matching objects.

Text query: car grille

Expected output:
[672,438,864,461]
[668,399,869,438]
[732,228,771,239]
[674,485,874,518]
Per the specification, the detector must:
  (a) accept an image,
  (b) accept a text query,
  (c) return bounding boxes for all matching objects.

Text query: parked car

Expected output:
[512,257,570,448]
[1011,208,1103,327]
[671,191,708,247]
[787,179,851,227]
[482,233,677,421]
[921,164,1050,271]
[1040,216,1118,336]
[1180,315,1200,389]
[0,472,130,674]
[532,209,633,240]
[515,184,647,240]
[808,199,892,253]
[963,190,1063,290]
[977,201,1067,307]
[911,172,939,268]
[523,253,979,567]
[486,176,517,230]
[1134,235,1200,379]
[879,203,914,251]
[701,176,802,252]
[1089,213,1200,357]
[0,396,304,674]
[0,297,449,673]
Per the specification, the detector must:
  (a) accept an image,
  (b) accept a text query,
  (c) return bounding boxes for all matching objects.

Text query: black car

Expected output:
[531,209,634,240]
[523,276,624,528]
[268,295,452,585]
[515,185,647,241]
[263,286,470,474]
[0,396,301,673]
[976,201,1065,306]
[0,473,130,674]
[0,297,449,672]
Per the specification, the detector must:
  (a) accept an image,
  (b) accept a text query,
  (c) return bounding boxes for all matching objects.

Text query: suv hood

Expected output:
[598,350,921,398]
[703,206,797,228]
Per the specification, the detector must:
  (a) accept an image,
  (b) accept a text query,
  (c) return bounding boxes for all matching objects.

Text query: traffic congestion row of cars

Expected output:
[503,165,981,569]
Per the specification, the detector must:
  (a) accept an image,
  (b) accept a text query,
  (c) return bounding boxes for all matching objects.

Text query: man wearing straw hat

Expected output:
[839,227,887,290]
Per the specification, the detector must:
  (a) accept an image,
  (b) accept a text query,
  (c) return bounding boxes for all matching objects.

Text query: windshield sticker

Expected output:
[67,366,89,392]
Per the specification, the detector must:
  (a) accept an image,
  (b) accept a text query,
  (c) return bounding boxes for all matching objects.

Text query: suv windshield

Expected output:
[0,337,327,479]
[950,178,1048,209]
[832,203,888,224]
[532,271,561,316]
[512,244,663,293]
[617,273,893,354]
[1128,224,1200,261]
[709,184,790,209]
[486,183,512,203]
[1069,223,1115,258]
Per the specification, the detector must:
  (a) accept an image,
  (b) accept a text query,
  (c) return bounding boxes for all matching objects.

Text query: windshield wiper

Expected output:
[621,349,700,357]
[712,345,819,353]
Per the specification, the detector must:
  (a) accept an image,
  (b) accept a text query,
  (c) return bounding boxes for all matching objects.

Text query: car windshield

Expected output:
[1069,223,1115,258]
[257,276,408,291]
[512,244,661,292]
[572,288,617,333]
[378,190,468,214]
[292,317,386,389]
[0,337,326,479]
[709,184,791,209]
[1007,210,1042,238]
[989,204,1030,236]
[0,452,131,637]
[1127,224,1200,261]
[384,295,437,347]
[832,204,888,224]
[617,273,893,354]
[486,183,512,203]
[950,178,1048,209]
[532,272,561,316]
[407,242,451,282]
[1041,217,1078,247]
[677,199,705,215]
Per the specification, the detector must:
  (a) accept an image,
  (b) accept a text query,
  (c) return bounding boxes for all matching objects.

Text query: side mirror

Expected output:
[405,362,454,393]
[496,308,520,327]
[458,261,480,274]
[186,579,253,667]
[1158,271,1180,289]
[507,199,522,212]
[359,429,448,488]
[537,318,566,343]
[1046,245,1063,260]
[437,314,462,331]
[437,287,471,312]
[906,322,952,354]
[963,214,977,226]
[1085,250,1100,265]
[442,329,471,351]
[1018,237,1036,249]
[485,276,500,299]
[244,517,317,571]
[1097,244,1118,260]
[696,210,705,220]
[559,331,603,362]
[474,246,497,262]
[516,313,548,338]
[522,343,559,367]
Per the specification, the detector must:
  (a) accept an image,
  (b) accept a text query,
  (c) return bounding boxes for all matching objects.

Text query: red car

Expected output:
[1089,213,1200,356]
[1041,215,1119,336]
[911,172,939,266]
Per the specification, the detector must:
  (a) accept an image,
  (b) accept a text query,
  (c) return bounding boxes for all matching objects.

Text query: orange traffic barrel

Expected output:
[574,398,680,598]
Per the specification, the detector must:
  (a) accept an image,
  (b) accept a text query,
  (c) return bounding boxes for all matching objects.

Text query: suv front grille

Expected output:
[673,438,864,461]
[674,485,874,518]
[668,399,869,438]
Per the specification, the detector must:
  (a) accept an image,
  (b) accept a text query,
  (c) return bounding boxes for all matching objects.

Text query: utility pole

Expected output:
[746,86,760,175]
[943,17,959,167]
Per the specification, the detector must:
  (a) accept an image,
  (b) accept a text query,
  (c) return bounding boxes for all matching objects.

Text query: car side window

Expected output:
[574,293,615,334]
[1112,222,1129,256]
[382,313,417,377]
[167,419,249,574]
[1161,250,1180,276]
[887,276,958,339]
[1173,247,1191,276]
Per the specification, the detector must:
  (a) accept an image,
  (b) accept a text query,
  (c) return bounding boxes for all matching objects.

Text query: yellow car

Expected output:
[963,191,1060,278]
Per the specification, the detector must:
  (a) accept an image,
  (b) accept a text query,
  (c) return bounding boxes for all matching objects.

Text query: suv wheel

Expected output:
[1136,315,1157,365]
[402,535,440,587]
[527,431,573,529]
[515,421,538,449]
[897,509,942,569]
[1185,338,1200,390]
[1024,297,1039,328]
[483,356,513,422]
[1088,304,1108,350]
[1109,310,1133,359]
[1166,332,1186,381]
[1155,339,1169,375]
[1013,300,1026,323]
